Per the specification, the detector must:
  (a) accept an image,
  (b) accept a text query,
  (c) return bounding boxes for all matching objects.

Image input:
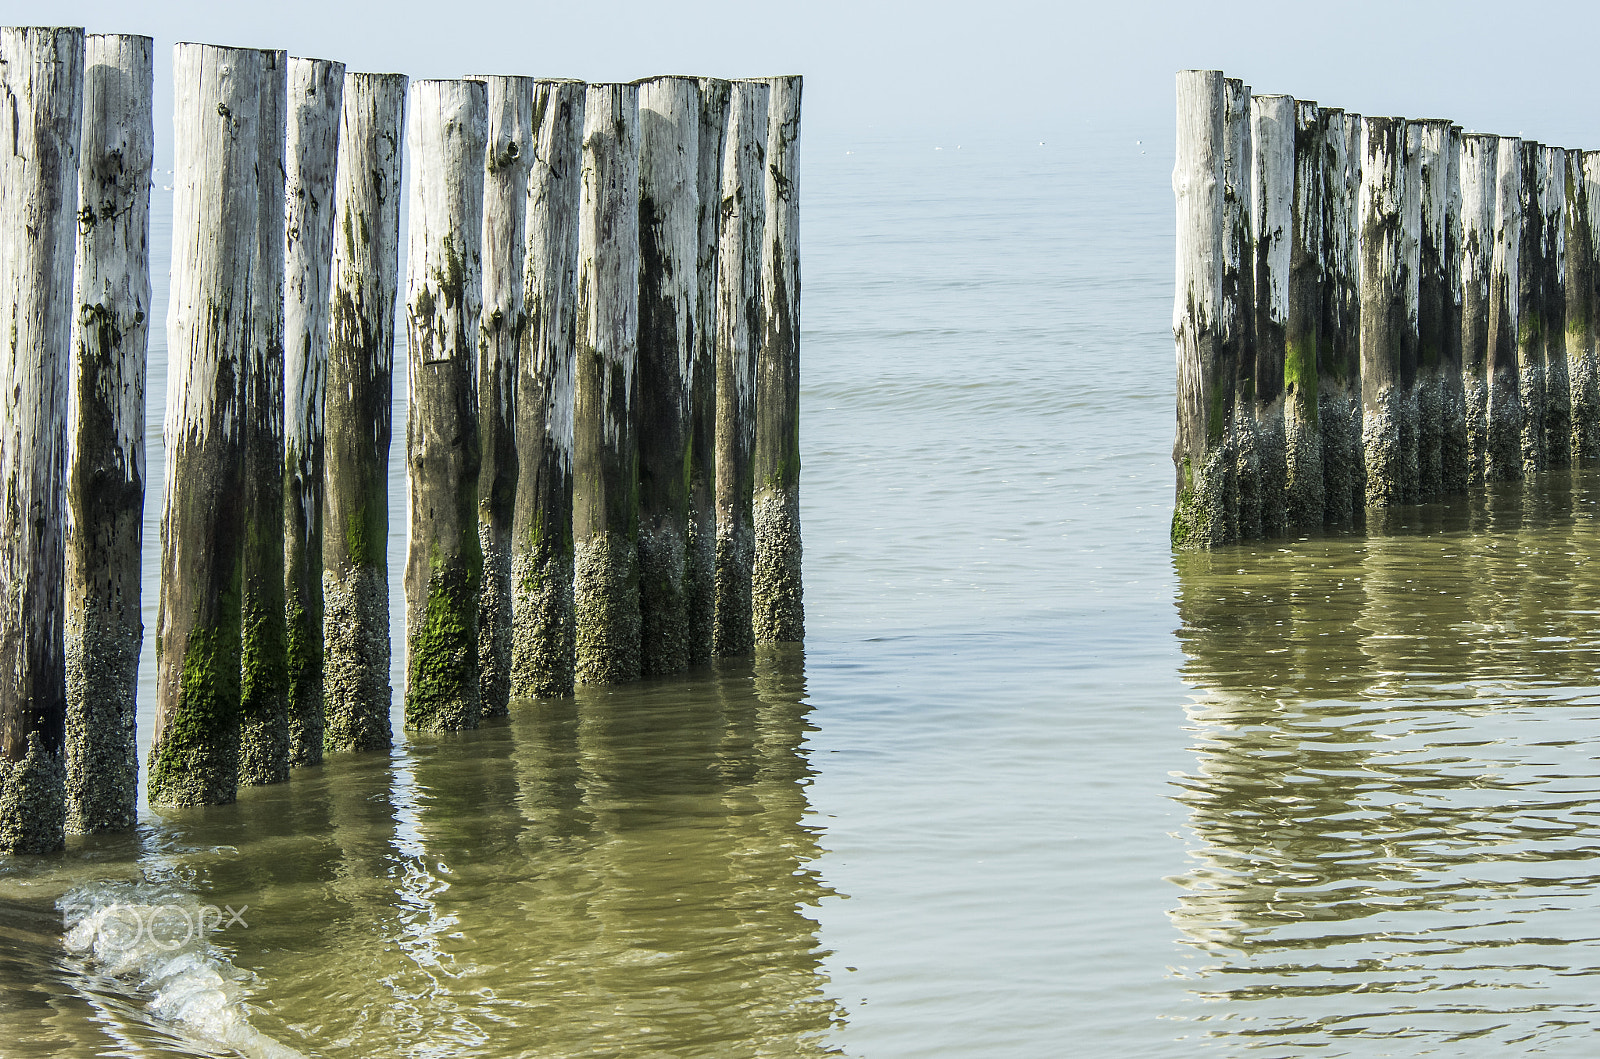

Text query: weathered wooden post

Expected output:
[1460,133,1498,484]
[324,71,406,751]
[240,49,289,787]
[573,81,642,683]
[1566,149,1598,460]
[690,78,730,654]
[1442,125,1468,493]
[753,74,803,640]
[636,75,700,672]
[65,33,150,834]
[1415,118,1455,499]
[0,26,82,852]
[1398,121,1423,504]
[1517,141,1547,475]
[1318,107,1361,524]
[404,78,486,728]
[150,42,261,807]
[1486,136,1524,481]
[1251,93,1292,533]
[1224,78,1255,539]
[1172,72,1234,546]
[1284,99,1322,526]
[1358,116,1409,507]
[477,75,533,717]
[714,79,767,647]
[510,78,582,699]
[1541,146,1571,467]
[282,56,343,766]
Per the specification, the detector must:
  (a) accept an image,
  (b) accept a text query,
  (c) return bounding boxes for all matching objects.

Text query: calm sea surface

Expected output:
[4,124,1600,1057]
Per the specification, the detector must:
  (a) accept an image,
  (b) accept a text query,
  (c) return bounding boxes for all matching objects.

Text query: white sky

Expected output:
[4,0,1598,156]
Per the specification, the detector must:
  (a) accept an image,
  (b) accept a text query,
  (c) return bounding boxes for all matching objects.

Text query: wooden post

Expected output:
[1399,121,1423,504]
[1541,146,1571,467]
[240,49,289,787]
[323,72,406,752]
[1318,107,1361,524]
[1486,136,1524,481]
[65,33,150,834]
[1172,71,1233,546]
[689,78,729,656]
[150,42,260,808]
[1415,118,1454,500]
[753,74,803,641]
[573,81,642,683]
[1460,134,1497,484]
[1442,125,1468,494]
[636,75,700,672]
[1517,141,1547,475]
[714,79,767,649]
[477,75,533,717]
[1284,99,1322,527]
[0,26,82,852]
[1224,78,1255,540]
[1575,151,1600,460]
[282,56,343,768]
[510,78,582,699]
[1250,93,1291,534]
[1358,116,1409,507]
[404,78,485,728]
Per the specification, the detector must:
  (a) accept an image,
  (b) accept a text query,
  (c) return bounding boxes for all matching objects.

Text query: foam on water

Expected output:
[58,882,305,1059]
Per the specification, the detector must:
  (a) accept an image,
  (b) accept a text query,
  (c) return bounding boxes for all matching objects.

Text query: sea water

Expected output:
[4,123,1600,1057]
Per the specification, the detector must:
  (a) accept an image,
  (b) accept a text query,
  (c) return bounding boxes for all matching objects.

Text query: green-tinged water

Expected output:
[8,125,1600,1057]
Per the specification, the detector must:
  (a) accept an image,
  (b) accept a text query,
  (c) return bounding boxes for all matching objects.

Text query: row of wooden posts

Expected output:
[1172,69,1600,547]
[0,27,802,853]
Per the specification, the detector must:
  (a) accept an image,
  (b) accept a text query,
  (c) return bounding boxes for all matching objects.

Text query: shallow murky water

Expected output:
[8,123,1600,1057]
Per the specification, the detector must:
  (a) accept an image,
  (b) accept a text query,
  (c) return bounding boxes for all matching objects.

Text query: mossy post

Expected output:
[1414,118,1456,499]
[1318,107,1361,525]
[714,79,768,649]
[1250,93,1291,535]
[573,81,642,683]
[1460,133,1497,484]
[323,72,406,751]
[65,33,149,835]
[636,75,700,673]
[753,74,803,641]
[239,49,289,788]
[282,56,344,766]
[1172,71,1232,547]
[0,26,82,853]
[150,42,261,808]
[1576,151,1600,460]
[477,75,533,717]
[690,79,730,657]
[510,78,583,699]
[405,79,486,728]
[1284,98,1322,527]
[1516,141,1547,475]
[1223,78,1255,539]
[1486,136,1524,482]
[1357,116,1409,508]
[1540,146,1571,468]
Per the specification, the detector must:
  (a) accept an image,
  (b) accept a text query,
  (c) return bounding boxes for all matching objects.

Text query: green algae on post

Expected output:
[573,81,643,684]
[1486,136,1525,481]
[1223,78,1254,541]
[1357,116,1411,508]
[753,74,804,644]
[510,79,583,700]
[404,78,486,729]
[1283,98,1323,528]
[323,71,406,752]
[476,75,533,717]
[1517,140,1548,475]
[0,26,83,852]
[282,56,344,766]
[65,33,150,835]
[239,49,290,788]
[150,42,261,809]
[1317,107,1361,525]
